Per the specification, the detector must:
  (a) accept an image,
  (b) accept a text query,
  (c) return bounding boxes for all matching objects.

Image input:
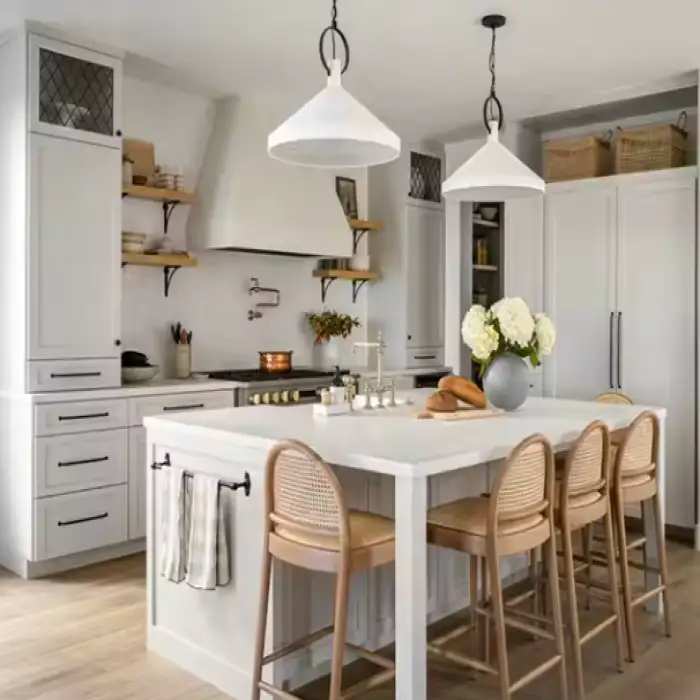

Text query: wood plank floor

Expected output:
[0,543,697,699]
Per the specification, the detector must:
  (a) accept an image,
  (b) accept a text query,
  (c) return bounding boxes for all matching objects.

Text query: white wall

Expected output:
[121,78,368,375]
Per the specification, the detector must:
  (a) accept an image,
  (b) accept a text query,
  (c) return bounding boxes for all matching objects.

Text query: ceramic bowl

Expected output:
[121,366,160,384]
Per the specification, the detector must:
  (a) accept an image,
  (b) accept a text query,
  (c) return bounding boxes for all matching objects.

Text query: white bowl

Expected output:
[122,242,146,254]
[122,366,160,384]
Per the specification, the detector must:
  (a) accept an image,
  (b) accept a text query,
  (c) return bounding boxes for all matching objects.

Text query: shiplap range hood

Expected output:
[187,96,353,257]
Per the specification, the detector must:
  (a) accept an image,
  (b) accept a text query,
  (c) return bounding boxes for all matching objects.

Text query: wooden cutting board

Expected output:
[415,407,503,421]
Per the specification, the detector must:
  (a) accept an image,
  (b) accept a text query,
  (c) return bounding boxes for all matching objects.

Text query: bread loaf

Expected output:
[438,375,487,409]
[425,390,459,413]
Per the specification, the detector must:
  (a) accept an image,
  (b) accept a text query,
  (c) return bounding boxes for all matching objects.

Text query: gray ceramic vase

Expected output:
[483,354,530,411]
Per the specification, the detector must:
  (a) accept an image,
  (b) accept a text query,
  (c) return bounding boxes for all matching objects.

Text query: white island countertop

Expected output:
[145,390,665,478]
[145,391,667,700]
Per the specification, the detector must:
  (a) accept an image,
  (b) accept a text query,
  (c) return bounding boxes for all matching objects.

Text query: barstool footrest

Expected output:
[579,614,619,645]
[344,643,395,669]
[631,584,665,608]
[341,668,396,700]
[428,644,498,676]
[430,621,476,648]
[262,625,334,666]
[509,653,564,694]
[259,680,299,700]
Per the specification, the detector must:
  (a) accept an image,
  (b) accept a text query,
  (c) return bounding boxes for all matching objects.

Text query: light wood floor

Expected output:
[0,543,698,699]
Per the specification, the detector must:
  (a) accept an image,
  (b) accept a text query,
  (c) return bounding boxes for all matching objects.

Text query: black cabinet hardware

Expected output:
[609,311,614,389]
[58,513,108,527]
[163,403,205,411]
[58,412,109,422]
[58,456,109,468]
[50,371,101,379]
[151,452,251,496]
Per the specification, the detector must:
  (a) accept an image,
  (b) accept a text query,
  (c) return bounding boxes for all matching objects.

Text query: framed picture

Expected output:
[335,176,358,219]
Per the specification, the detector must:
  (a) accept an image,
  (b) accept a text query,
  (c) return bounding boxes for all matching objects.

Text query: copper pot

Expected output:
[258,351,293,373]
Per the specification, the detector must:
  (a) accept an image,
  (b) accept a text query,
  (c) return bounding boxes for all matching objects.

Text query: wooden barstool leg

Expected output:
[251,548,273,700]
[530,547,541,621]
[614,494,636,662]
[562,523,585,700]
[481,558,491,665]
[487,552,510,700]
[469,554,479,678]
[329,558,351,700]
[603,507,625,673]
[546,526,569,700]
[581,525,593,610]
[652,491,672,638]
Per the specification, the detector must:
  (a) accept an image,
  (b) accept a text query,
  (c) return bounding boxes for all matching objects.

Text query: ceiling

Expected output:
[2,0,699,141]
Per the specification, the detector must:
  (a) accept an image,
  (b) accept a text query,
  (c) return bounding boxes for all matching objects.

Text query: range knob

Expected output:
[271,392,280,404]
[262,392,271,404]
[250,394,261,405]
[281,390,290,404]
[291,390,300,403]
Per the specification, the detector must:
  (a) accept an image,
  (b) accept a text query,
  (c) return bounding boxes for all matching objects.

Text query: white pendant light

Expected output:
[268,0,400,168]
[442,15,543,202]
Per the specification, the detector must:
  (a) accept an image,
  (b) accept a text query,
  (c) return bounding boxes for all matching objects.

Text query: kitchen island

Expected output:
[144,391,666,700]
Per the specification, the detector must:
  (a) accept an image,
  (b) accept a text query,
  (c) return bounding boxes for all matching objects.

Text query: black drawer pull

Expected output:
[58,512,108,527]
[50,372,102,379]
[58,456,109,468]
[414,355,437,360]
[58,412,110,422]
[163,403,205,411]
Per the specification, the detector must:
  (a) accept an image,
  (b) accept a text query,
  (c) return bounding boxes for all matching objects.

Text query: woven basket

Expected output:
[544,135,613,182]
[615,112,688,174]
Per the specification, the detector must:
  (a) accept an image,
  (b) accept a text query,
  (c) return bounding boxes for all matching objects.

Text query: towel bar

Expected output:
[151,453,251,497]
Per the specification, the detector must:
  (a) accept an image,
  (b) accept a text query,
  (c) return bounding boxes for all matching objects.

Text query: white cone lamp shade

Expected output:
[442,122,544,202]
[268,60,401,168]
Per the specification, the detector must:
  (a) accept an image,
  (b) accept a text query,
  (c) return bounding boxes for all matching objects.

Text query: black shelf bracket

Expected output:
[319,276,337,303]
[352,279,368,303]
[163,200,179,234]
[163,266,181,297]
[352,227,370,254]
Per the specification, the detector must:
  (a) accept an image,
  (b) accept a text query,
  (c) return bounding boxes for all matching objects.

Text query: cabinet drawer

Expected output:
[128,390,235,427]
[27,359,120,392]
[34,485,128,560]
[405,347,444,368]
[35,430,128,497]
[36,399,127,436]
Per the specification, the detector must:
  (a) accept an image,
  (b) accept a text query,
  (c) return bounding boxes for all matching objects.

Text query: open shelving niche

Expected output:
[471,204,504,385]
[121,185,197,297]
[313,219,383,303]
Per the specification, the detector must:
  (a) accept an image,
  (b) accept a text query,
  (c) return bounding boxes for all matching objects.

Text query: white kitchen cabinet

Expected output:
[544,180,617,399]
[368,143,446,369]
[406,204,445,350]
[128,427,147,540]
[28,133,121,362]
[544,168,697,528]
[504,197,545,312]
[28,34,123,149]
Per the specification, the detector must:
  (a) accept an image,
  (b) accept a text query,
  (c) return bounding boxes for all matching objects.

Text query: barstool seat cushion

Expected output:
[275,510,394,551]
[553,480,603,509]
[427,497,544,537]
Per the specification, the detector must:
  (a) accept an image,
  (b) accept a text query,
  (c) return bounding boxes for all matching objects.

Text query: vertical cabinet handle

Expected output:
[609,312,614,389]
[617,312,622,390]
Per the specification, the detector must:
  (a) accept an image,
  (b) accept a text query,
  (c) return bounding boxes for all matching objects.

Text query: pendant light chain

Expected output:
[482,19,504,132]
[319,0,350,76]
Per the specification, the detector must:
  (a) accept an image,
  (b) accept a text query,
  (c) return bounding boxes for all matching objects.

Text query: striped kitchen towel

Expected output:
[185,474,230,590]
[160,467,187,583]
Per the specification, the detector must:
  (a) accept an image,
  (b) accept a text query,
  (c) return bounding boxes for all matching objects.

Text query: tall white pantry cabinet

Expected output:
[544,167,697,531]
[0,27,123,394]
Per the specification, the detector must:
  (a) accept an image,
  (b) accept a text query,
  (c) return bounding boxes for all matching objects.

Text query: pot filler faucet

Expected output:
[353,331,396,408]
[248,277,281,321]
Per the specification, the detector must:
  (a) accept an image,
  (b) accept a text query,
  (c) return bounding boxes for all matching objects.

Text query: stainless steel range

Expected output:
[208,369,349,406]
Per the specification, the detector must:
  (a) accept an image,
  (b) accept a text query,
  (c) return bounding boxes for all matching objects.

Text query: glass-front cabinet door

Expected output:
[28,35,122,149]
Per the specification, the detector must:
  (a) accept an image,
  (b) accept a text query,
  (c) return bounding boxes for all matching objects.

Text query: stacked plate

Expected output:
[122,231,147,254]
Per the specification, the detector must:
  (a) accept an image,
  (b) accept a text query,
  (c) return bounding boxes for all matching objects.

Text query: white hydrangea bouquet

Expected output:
[462,297,555,375]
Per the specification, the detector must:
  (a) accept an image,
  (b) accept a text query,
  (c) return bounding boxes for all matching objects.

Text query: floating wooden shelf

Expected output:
[313,269,379,281]
[473,264,499,272]
[122,184,196,204]
[347,219,383,253]
[121,253,197,297]
[313,268,380,303]
[348,218,382,232]
[473,217,499,229]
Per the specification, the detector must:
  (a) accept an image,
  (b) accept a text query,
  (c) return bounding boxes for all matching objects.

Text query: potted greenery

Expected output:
[306,310,361,367]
